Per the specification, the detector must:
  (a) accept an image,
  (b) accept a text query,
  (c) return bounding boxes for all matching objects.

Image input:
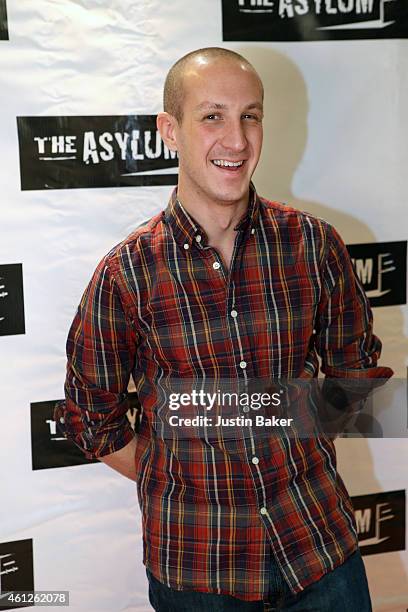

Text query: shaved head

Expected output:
[163,47,263,123]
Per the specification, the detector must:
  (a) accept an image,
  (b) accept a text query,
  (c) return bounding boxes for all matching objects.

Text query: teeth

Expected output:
[213,160,244,167]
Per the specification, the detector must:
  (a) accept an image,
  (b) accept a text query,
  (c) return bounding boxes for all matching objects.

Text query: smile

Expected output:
[212,159,244,168]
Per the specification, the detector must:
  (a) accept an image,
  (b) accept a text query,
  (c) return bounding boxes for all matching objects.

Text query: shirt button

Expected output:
[252,456,259,465]
[195,235,202,242]
[59,417,65,424]
[239,361,247,369]
[251,228,255,234]
[183,243,189,250]
[260,507,268,515]
[230,310,238,318]
[213,262,221,270]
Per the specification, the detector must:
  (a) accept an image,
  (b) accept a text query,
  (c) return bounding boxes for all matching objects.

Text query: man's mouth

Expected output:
[211,159,245,170]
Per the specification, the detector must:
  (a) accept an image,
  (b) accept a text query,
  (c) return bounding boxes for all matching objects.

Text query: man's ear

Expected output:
[157,112,178,151]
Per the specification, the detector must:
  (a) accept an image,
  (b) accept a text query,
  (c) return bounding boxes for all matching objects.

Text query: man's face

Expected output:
[164,59,264,209]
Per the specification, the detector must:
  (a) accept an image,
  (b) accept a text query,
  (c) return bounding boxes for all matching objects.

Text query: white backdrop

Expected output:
[0,1,407,610]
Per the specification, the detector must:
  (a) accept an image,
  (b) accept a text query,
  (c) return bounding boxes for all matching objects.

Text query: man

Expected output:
[55,48,392,610]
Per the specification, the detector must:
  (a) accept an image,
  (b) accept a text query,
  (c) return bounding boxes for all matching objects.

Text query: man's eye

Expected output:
[242,114,260,121]
[205,114,220,120]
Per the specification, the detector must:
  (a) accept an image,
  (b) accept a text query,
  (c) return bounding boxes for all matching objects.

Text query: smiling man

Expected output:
[55,48,392,611]
[156,51,263,272]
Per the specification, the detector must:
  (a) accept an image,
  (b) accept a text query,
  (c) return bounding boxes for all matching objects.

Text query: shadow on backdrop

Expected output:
[237,45,408,608]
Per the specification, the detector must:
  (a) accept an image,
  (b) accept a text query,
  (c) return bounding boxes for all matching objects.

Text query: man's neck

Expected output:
[177,190,249,247]
[176,191,250,273]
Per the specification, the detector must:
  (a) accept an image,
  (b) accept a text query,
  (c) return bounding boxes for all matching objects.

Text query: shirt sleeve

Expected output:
[53,256,138,460]
[315,224,393,380]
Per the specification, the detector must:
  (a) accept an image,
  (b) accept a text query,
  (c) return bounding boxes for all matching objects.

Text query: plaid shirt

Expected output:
[55,186,392,602]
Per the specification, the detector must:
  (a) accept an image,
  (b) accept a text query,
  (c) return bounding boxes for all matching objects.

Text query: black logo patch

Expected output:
[346,241,407,307]
[0,1,8,41]
[352,489,406,555]
[17,115,178,191]
[31,393,141,470]
[0,264,25,337]
[30,400,99,470]
[222,0,408,42]
[0,540,34,609]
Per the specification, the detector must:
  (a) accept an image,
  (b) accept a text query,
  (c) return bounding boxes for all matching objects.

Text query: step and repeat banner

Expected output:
[0,1,407,610]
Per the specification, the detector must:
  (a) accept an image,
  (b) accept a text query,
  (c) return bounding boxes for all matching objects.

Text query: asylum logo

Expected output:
[31,393,141,470]
[346,241,407,307]
[30,400,99,470]
[352,490,406,555]
[222,0,408,41]
[0,1,8,41]
[0,264,25,337]
[0,540,34,610]
[17,115,178,191]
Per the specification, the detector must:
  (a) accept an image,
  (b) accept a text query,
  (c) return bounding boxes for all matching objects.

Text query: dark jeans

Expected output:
[146,548,372,611]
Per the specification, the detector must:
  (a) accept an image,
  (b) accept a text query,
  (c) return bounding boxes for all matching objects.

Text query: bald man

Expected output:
[56,47,391,610]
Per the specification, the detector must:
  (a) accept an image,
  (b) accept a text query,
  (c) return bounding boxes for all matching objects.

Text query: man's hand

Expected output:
[99,437,138,481]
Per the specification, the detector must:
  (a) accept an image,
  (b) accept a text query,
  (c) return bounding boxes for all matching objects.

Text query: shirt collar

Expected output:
[163,183,260,248]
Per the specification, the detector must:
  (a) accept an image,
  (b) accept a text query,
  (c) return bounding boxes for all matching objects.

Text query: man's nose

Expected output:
[220,119,247,153]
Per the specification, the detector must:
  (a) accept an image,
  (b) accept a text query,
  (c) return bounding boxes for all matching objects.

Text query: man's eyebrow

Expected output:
[194,101,264,112]
[194,102,228,111]
[245,102,263,111]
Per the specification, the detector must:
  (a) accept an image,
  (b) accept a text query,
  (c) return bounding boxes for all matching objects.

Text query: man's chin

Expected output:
[210,183,251,206]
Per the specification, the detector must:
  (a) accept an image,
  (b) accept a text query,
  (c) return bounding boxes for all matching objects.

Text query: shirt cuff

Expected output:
[321,365,394,379]
[53,399,136,461]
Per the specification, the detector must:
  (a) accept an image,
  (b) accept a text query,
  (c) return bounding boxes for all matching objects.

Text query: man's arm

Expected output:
[54,255,139,468]
[315,223,393,380]
[312,224,393,434]
[99,437,138,481]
